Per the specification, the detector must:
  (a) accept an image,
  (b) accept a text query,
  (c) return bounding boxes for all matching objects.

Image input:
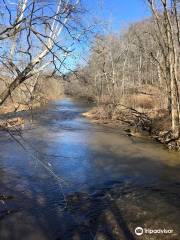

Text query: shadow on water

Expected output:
[0,98,180,239]
[0,184,136,240]
[0,146,180,239]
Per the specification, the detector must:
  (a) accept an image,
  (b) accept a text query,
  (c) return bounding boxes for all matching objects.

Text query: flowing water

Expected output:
[0,98,180,240]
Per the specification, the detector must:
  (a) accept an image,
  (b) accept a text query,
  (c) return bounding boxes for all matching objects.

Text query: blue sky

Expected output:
[83,0,151,32]
[0,0,152,73]
[68,0,152,72]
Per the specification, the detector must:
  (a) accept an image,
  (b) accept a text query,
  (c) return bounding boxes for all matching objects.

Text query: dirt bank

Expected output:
[82,106,180,151]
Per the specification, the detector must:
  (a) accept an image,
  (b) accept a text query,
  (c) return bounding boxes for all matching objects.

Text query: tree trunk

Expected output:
[171,77,180,138]
[0,74,26,106]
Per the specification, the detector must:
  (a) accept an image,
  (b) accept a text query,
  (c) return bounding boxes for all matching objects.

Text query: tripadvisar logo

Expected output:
[135,227,144,236]
[135,226,174,236]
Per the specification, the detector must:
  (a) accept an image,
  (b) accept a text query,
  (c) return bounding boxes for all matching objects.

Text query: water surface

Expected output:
[0,98,180,240]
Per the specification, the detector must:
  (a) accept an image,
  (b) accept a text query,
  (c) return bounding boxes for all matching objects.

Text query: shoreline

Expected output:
[1,97,180,151]
[82,106,180,151]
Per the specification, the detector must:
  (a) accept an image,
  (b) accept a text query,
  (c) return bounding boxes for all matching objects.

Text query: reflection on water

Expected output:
[0,98,180,240]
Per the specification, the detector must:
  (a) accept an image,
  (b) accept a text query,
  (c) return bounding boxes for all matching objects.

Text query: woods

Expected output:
[66,0,180,148]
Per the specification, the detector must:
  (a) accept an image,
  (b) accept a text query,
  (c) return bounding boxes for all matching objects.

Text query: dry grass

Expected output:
[118,85,168,119]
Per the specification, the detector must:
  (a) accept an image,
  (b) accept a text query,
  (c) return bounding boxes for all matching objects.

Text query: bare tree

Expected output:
[64,1,180,142]
[0,0,85,106]
[147,0,180,138]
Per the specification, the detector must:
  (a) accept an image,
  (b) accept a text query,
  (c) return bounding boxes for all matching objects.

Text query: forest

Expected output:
[65,0,180,150]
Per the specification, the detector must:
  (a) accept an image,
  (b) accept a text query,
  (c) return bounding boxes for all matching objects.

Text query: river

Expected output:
[0,98,180,240]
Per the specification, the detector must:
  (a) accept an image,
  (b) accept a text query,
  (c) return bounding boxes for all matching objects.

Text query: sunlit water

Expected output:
[0,98,180,240]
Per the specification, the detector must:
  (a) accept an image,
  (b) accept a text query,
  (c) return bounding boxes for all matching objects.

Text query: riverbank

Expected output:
[0,103,43,131]
[82,105,180,151]
[0,95,65,131]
